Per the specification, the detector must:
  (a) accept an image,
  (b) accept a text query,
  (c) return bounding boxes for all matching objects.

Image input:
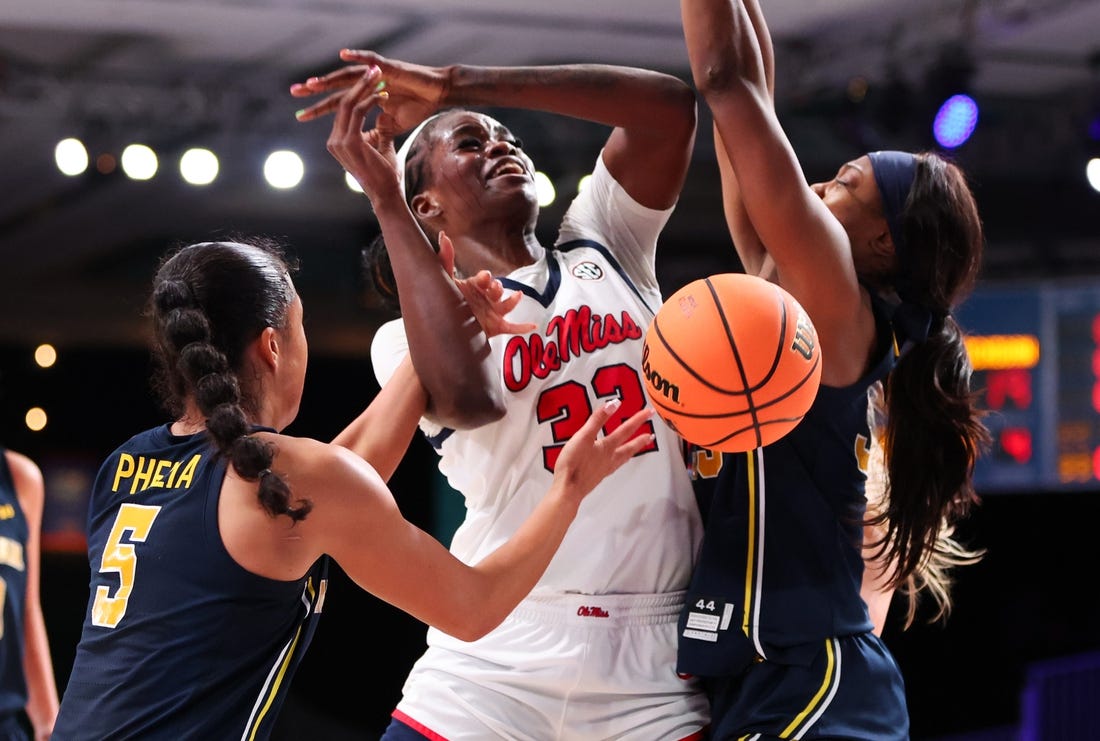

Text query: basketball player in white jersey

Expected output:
[293,55,709,739]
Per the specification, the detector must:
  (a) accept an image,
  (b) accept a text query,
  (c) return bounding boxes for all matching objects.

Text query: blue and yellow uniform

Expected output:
[0,448,31,739]
[53,426,328,740]
[678,306,910,740]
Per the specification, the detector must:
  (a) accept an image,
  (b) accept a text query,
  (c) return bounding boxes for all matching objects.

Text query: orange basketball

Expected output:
[642,273,822,452]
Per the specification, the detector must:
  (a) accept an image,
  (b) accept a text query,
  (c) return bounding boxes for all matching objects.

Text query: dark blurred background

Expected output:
[2,0,1100,738]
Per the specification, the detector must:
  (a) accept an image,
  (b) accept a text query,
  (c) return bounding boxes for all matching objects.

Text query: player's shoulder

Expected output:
[4,448,43,490]
[265,433,340,471]
[267,433,383,498]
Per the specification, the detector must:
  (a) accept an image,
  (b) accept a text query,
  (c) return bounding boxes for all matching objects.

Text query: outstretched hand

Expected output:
[291,49,448,133]
[439,232,536,338]
[311,64,405,204]
[552,400,655,504]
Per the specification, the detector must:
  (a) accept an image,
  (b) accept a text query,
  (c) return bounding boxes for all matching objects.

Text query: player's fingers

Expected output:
[603,407,655,446]
[376,111,398,151]
[340,49,383,67]
[290,64,370,96]
[330,69,381,135]
[496,288,522,311]
[611,425,658,462]
[437,231,456,276]
[296,89,349,121]
[499,292,528,316]
[576,398,621,441]
[351,90,387,122]
[299,66,380,122]
[472,271,500,296]
[499,319,538,334]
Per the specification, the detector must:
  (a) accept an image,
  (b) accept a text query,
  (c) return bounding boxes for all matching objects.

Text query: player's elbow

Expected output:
[651,76,698,143]
[448,616,498,643]
[432,599,505,642]
[427,385,506,430]
[693,58,751,100]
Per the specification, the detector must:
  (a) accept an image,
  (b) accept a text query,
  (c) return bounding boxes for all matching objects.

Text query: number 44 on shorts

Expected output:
[682,597,735,643]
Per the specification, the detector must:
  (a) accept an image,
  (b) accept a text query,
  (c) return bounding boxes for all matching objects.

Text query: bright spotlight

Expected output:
[933,94,979,149]
[55,138,89,176]
[264,150,304,189]
[34,344,57,368]
[180,148,219,185]
[577,174,592,194]
[345,171,363,193]
[120,143,159,180]
[534,171,556,207]
[25,407,47,432]
[1086,158,1100,194]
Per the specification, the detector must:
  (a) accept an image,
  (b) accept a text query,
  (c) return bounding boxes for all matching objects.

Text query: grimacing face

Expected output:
[413,111,538,218]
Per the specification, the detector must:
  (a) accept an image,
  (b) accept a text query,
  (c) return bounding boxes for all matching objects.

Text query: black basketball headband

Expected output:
[867,150,934,349]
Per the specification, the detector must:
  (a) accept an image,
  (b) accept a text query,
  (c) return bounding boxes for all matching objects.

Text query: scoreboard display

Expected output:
[957,279,1100,493]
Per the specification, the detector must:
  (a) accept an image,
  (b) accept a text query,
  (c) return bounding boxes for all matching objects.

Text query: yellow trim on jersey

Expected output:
[245,577,318,740]
[247,624,304,740]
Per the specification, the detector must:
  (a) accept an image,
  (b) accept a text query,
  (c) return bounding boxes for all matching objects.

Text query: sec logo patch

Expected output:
[571,261,604,281]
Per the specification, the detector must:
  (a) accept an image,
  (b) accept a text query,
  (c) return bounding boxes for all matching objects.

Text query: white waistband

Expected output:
[509,590,687,627]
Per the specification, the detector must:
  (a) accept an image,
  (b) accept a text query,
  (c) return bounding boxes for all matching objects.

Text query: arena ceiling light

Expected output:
[263,150,304,189]
[120,143,158,180]
[179,147,219,186]
[933,93,979,149]
[54,137,89,176]
[1086,158,1100,193]
[925,41,977,149]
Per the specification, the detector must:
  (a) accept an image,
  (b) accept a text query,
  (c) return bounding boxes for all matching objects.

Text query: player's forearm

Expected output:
[743,0,776,97]
[332,356,426,481]
[442,63,694,135]
[373,196,505,428]
[714,124,774,278]
[453,485,580,639]
[22,609,58,740]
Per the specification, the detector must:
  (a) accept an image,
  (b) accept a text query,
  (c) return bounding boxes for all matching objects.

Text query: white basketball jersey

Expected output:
[372,155,702,596]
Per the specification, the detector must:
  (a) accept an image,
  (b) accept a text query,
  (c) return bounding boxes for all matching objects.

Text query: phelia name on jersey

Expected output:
[502,305,643,391]
[111,453,202,494]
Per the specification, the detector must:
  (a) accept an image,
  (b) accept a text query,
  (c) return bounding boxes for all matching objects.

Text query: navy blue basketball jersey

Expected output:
[53,426,328,740]
[678,302,910,738]
[0,448,30,724]
[679,360,890,673]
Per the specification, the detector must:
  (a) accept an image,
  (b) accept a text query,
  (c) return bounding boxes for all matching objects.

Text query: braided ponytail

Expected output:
[149,239,311,522]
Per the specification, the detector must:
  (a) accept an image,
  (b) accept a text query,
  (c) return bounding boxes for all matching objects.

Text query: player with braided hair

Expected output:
[53,237,655,740]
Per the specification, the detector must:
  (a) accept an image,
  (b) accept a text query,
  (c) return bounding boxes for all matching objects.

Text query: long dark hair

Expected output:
[148,237,312,522]
[870,152,991,604]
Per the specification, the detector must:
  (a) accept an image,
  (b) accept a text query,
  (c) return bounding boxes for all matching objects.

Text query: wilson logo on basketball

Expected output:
[642,343,681,404]
[791,309,816,360]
